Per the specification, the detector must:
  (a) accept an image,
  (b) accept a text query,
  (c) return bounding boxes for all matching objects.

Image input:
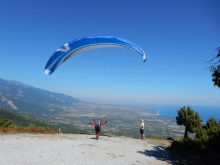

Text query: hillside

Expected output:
[0,78,81,115]
[0,107,54,128]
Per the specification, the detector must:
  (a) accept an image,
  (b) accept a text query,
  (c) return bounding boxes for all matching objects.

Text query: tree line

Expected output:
[175,106,220,154]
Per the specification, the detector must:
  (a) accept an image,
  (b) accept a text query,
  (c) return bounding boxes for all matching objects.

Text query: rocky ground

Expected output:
[1,133,217,165]
[0,133,172,165]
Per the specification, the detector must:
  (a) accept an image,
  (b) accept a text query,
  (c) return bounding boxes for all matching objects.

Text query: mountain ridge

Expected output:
[0,78,81,114]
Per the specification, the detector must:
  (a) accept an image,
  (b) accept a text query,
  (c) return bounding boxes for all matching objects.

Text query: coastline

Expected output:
[148,105,220,121]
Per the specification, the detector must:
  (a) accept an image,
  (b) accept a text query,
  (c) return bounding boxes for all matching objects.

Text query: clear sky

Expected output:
[0,0,219,106]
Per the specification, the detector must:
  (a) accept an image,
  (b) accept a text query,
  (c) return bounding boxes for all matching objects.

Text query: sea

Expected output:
[146,105,220,123]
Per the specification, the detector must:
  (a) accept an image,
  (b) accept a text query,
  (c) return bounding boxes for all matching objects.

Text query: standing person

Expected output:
[89,119,107,140]
[139,119,145,140]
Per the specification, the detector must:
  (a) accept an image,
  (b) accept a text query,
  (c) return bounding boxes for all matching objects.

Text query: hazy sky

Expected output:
[0,0,219,106]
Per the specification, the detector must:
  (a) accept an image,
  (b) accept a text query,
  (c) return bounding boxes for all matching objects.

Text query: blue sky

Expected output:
[0,0,220,106]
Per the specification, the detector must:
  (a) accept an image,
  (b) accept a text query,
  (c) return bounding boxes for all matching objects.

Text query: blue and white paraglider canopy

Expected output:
[45,36,146,75]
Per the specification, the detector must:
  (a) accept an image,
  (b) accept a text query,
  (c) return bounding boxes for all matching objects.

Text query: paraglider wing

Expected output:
[44,36,146,75]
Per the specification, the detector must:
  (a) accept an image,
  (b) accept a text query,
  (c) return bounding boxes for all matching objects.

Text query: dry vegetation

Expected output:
[1,127,56,134]
[145,138,172,146]
[0,123,56,134]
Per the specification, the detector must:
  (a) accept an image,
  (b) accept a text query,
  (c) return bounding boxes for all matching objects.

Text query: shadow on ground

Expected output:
[137,145,219,165]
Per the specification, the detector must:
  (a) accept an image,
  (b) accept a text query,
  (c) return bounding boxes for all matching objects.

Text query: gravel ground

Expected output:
[0,133,171,165]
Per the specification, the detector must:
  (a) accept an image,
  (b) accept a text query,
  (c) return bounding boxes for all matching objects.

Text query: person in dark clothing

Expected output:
[89,119,107,140]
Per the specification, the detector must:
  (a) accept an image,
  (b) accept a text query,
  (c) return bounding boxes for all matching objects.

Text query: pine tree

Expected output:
[176,106,203,139]
[208,47,220,87]
[205,117,220,140]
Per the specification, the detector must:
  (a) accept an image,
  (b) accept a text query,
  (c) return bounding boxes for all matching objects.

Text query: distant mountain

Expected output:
[0,78,81,115]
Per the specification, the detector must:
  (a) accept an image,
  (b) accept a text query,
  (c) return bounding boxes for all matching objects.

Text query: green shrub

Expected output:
[0,119,55,134]
[171,116,220,154]
[0,119,12,128]
[170,137,203,153]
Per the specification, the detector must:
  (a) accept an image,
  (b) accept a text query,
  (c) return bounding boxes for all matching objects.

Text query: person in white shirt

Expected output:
[139,119,145,140]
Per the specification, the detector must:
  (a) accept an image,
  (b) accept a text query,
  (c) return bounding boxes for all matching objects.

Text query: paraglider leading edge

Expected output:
[44,36,146,75]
